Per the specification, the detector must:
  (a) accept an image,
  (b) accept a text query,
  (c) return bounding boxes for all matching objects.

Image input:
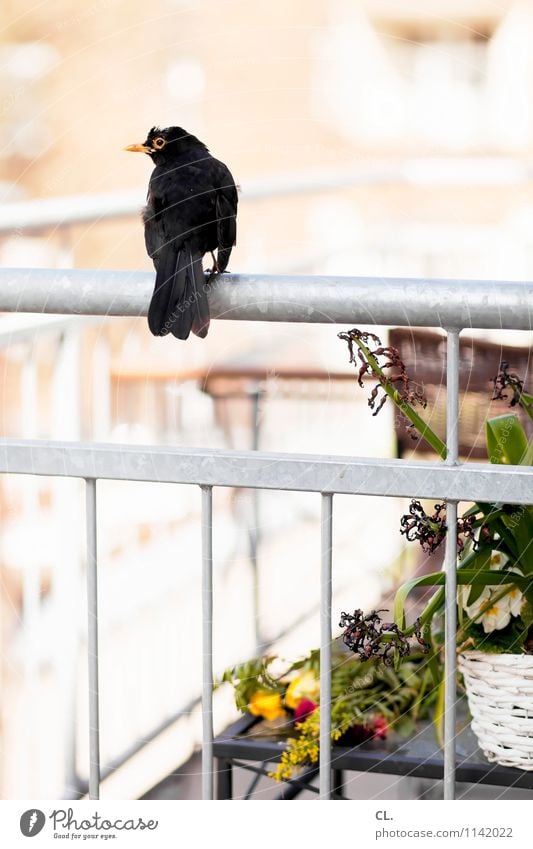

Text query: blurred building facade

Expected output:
[1,0,533,798]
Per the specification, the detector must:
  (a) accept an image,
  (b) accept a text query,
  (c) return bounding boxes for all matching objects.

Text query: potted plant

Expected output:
[339,329,533,769]
[221,334,532,778]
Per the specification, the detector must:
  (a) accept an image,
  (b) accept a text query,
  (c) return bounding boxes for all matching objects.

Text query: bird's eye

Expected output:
[152,137,166,150]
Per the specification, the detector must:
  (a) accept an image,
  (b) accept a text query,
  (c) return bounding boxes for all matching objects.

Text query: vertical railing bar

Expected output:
[201,485,214,800]
[319,492,333,799]
[444,328,460,800]
[250,385,263,653]
[85,477,101,800]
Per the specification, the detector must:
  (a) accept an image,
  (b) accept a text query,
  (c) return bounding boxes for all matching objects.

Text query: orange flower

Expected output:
[285,671,320,709]
[249,690,286,721]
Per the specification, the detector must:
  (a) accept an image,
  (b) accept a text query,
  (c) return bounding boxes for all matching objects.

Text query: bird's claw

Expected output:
[207,252,220,276]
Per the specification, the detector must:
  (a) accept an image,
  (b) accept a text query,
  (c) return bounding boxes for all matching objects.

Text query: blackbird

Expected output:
[126,126,238,339]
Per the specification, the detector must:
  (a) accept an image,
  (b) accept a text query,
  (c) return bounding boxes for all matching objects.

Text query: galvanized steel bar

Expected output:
[445,331,460,463]
[201,485,214,800]
[443,329,460,800]
[0,439,531,504]
[320,493,333,799]
[0,268,531,331]
[0,159,531,234]
[443,500,458,800]
[85,478,101,800]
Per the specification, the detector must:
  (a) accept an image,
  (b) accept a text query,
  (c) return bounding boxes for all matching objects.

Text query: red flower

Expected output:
[372,716,389,739]
[293,698,317,723]
[341,715,389,745]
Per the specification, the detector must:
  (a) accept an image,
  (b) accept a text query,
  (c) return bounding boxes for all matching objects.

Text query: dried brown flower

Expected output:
[400,499,478,555]
[338,328,427,438]
[492,360,524,408]
[339,608,428,665]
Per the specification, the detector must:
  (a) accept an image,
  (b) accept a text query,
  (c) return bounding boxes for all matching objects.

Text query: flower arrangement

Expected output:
[220,619,437,781]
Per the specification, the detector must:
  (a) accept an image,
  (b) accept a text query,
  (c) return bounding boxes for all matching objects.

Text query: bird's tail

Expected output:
[148,243,210,339]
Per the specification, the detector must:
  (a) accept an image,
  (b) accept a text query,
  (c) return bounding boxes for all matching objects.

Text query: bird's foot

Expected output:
[206,252,220,276]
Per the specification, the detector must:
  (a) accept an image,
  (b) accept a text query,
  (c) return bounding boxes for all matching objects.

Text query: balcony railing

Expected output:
[0,268,532,800]
[2,157,530,235]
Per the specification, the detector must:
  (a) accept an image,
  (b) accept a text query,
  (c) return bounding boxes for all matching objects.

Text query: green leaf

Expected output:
[427,644,443,689]
[394,715,416,736]
[433,678,445,750]
[519,391,533,422]
[491,518,519,560]
[524,437,533,466]
[464,546,492,574]
[500,506,533,574]
[521,598,533,631]
[463,569,529,590]
[462,549,492,610]
[466,582,486,607]
[486,414,529,465]
[395,568,530,630]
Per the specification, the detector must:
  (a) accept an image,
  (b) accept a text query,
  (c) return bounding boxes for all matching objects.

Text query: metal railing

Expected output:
[2,157,531,235]
[0,268,532,800]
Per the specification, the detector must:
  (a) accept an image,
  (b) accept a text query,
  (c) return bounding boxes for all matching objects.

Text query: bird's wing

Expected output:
[143,180,169,261]
[212,161,238,273]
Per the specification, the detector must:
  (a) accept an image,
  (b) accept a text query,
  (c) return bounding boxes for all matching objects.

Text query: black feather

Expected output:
[148,244,184,336]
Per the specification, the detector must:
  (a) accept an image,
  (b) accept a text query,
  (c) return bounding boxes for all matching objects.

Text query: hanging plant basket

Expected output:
[459,651,533,771]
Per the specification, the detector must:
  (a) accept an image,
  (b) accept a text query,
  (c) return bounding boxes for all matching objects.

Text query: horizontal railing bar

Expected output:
[0,315,99,347]
[0,190,142,234]
[0,268,532,331]
[1,158,528,234]
[0,439,531,504]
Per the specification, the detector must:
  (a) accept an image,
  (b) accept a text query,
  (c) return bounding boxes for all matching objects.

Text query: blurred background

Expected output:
[1,0,533,800]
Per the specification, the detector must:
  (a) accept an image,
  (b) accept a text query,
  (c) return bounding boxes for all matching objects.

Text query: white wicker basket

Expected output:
[459,651,533,770]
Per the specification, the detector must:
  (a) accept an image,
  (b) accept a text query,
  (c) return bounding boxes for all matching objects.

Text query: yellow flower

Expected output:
[249,690,286,721]
[285,670,320,709]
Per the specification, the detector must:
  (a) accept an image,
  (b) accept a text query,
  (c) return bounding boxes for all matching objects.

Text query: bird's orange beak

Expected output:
[124,143,152,153]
